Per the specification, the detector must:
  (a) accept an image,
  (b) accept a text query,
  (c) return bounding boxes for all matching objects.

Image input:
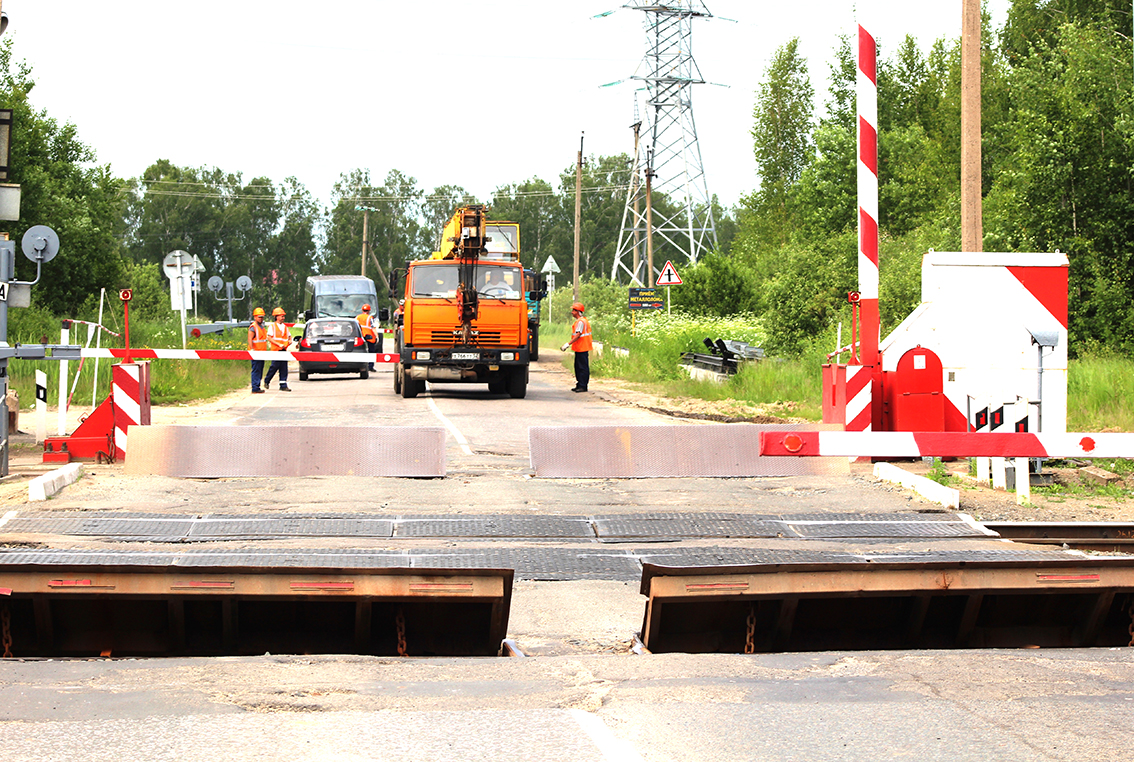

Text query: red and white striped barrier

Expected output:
[853,23,880,432]
[79,349,400,363]
[112,363,151,458]
[760,431,1134,459]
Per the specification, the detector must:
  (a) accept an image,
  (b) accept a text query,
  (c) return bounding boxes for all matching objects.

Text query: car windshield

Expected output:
[314,294,373,318]
[307,320,358,339]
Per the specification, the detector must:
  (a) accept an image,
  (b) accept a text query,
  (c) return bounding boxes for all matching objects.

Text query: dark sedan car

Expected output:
[297,317,370,380]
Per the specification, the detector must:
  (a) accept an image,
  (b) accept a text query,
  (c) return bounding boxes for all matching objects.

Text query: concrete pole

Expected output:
[361,209,369,278]
[645,150,655,288]
[961,0,983,253]
[573,133,583,303]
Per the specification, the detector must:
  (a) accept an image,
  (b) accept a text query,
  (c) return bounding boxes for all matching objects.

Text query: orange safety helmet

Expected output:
[252,307,266,317]
[361,304,371,312]
[571,302,585,314]
[272,307,285,317]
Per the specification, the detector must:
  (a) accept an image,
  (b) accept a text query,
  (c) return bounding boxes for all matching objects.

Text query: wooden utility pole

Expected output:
[361,209,368,277]
[572,133,583,302]
[645,148,655,288]
[961,0,983,252]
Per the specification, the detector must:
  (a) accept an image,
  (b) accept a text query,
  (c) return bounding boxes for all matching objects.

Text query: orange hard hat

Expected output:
[252,307,266,317]
[272,307,285,317]
[571,302,585,313]
[362,304,371,312]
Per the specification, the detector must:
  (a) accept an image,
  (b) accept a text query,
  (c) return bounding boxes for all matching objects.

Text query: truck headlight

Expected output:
[414,350,430,360]
[500,352,514,361]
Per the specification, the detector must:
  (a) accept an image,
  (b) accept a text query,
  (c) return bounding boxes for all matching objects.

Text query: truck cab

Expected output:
[394,207,539,399]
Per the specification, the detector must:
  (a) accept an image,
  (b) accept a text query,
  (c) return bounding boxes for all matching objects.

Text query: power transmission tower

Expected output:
[611,1,718,285]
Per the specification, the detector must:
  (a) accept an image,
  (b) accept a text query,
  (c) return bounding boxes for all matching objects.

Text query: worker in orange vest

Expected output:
[264,307,293,391]
[357,303,378,372]
[561,301,592,392]
[248,307,268,393]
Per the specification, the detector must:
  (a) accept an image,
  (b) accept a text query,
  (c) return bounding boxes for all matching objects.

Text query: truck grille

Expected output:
[429,330,504,346]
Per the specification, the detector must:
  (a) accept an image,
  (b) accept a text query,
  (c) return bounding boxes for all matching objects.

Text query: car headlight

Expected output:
[500,352,514,361]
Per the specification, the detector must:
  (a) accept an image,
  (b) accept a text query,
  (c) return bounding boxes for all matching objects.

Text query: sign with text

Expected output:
[629,287,663,310]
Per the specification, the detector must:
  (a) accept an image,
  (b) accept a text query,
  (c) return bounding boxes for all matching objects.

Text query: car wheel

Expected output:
[299,371,309,381]
[360,369,370,380]
[507,365,527,399]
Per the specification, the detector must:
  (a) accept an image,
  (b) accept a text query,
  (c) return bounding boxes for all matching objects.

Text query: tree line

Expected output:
[674,0,1133,355]
[2,0,1131,358]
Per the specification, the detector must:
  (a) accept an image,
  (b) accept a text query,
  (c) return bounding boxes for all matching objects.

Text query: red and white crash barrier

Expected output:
[79,349,400,363]
[760,431,1134,459]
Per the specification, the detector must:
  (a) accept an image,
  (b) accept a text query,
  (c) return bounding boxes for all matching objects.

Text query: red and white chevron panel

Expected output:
[845,364,872,432]
[759,431,1134,459]
[81,349,400,363]
[112,362,152,459]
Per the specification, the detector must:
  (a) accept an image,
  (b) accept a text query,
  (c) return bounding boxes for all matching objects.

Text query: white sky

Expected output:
[3,0,1011,212]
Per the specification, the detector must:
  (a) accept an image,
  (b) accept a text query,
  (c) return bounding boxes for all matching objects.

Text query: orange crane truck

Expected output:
[391,205,542,399]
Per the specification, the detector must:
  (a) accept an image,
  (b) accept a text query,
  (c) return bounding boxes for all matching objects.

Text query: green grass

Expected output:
[1068,349,1134,431]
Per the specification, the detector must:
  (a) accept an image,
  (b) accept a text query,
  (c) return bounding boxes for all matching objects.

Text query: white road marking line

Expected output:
[0,510,18,530]
[570,709,645,762]
[426,388,473,455]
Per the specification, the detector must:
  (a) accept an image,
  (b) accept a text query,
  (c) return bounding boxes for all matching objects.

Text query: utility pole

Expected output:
[645,149,655,288]
[961,0,983,253]
[572,133,583,303]
[361,209,368,277]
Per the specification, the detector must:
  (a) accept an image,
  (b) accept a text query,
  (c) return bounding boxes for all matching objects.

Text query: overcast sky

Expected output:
[3,0,1011,212]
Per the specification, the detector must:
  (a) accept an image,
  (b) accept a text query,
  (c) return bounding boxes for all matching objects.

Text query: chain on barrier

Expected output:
[744,604,756,655]
[1,606,12,658]
[396,608,407,657]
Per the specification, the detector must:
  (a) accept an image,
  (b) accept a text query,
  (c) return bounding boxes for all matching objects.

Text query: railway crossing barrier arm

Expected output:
[759,431,1134,460]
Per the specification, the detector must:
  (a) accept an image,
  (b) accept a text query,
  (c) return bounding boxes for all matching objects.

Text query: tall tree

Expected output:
[751,37,815,201]
[0,41,125,316]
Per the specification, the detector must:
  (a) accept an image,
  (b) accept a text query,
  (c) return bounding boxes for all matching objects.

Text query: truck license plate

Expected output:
[451,352,479,361]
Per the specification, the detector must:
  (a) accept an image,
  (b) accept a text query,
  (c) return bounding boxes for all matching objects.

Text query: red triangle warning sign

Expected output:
[657,260,682,286]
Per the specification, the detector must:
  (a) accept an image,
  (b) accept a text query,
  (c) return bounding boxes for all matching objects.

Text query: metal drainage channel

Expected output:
[639,557,1134,654]
[0,559,512,658]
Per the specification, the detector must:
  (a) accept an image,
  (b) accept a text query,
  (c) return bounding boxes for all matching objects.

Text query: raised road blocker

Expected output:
[0,552,512,657]
[529,424,848,478]
[124,425,446,477]
[640,553,1134,653]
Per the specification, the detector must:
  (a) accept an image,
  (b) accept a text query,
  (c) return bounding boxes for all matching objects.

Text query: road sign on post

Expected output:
[656,260,682,286]
[163,250,193,348]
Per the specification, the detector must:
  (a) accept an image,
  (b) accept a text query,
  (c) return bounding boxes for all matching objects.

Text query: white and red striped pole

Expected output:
[856,23,881,430]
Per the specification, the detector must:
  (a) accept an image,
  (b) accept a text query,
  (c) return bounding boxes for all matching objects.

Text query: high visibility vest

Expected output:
[266,321,290,350]
[570,317,593,352]
[249,322,268,351]
[358,313,377,343]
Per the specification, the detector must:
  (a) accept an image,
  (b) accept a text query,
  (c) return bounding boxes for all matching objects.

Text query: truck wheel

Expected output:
[401,367,421,399]
[488,378,506,394]
[529,326,540,361]
[393,364,402,394]
[507,365,528,399]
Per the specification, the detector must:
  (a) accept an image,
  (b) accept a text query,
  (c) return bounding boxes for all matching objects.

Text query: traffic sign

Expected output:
[0,282,7,302]
[541,255,561,274]
[657,260,682,286]
[162,250,194,279]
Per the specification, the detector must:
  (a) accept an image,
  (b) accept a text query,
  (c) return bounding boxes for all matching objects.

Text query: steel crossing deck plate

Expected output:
[124,425,446,477]
[528,424,849,478]
[395,515,593,538]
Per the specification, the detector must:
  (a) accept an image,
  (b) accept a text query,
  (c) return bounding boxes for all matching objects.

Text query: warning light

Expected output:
[783,434,804,453]
[847,291,861,304]
[119,289,133,302]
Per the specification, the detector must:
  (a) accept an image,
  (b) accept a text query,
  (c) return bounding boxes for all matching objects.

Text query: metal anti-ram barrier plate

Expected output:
[529,424,849,478]
[125,425,446,477]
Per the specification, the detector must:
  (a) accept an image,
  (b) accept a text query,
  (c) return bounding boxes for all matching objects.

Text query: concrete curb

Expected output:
[873,462,960,509]
[29,463,84,502]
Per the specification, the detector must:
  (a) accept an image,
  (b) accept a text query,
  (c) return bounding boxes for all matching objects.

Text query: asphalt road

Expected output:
[2,356,1133,761]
